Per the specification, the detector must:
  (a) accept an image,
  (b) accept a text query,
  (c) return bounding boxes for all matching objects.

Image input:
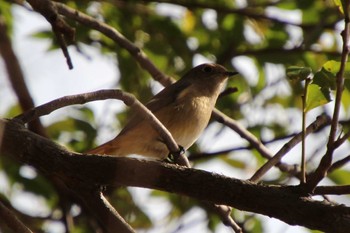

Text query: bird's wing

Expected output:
[118,80,192,136]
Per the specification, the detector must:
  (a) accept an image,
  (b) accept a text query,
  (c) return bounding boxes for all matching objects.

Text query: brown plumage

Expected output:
[88,63,237,159]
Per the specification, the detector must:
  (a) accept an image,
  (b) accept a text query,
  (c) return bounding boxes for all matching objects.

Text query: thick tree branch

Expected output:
[1,119,350,233]
[13,90,237,228]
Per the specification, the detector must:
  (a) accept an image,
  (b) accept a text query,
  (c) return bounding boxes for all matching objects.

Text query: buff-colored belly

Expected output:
[159,96,214,149]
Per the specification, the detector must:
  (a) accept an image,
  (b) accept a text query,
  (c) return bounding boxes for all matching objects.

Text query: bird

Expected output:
[88,63,238,159]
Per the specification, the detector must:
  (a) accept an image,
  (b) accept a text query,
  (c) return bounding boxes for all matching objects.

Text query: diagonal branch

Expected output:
[0,200,33,233]
[329,155,350,173]
[249,115,331,182]
[14,89,181,156]
[77,189,135,233]
[212,109,300,176]
[55,2,173,86]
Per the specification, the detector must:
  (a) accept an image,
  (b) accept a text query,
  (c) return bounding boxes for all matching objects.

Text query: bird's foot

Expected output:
[165,145,185,163]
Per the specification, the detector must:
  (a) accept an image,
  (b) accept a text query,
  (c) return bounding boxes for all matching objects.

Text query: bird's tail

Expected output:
[86,141,118,155]
[86,144,107,155]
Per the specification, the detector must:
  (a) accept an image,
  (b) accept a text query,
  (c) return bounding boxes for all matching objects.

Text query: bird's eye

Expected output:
[202,66,213,73]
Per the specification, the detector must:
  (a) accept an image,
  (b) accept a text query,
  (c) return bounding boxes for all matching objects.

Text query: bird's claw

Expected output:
[165,145,185,163]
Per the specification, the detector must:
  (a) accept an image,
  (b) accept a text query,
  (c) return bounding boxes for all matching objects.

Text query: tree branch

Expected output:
[212,109,301,176]
[0,17,47,136]
[139,0,340,29]
[12,88,237,229]
[55,2,173,86]
[0,200,33,233]
[249,114,331,182]
[306,1,350,192]
[329,155,350,173]
[1,118,350,233]
[14,89,181,156]
[27,0,75,69]
[314,185,350,195]
[77,190,135,233]
[52,2,330,182]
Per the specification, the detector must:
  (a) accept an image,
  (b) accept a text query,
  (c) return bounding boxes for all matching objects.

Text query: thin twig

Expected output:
[334,130,350,148]
[306,1,350,192]
[77,190,135,233]
[212,109,273,161]
[314,185,350,195]
[27,0,75,69]
[219,87,239,98]
[233,47,341,57]
[212,204,242,233]
[249,115,331,182]
[189,130,326,161]
[175,153,242,233]
[55,2,173,85]
[188,145,251,161]
[301,78,311,184]
[214,109,303,178]
[329,155,350,173]
[140,0,340,29]
[14,89,180,155]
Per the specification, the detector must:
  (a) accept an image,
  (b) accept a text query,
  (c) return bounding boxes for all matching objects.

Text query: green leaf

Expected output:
[323,60,350,78]
[313,68,336,90]
[0,157,58,207]
[221,157,246,169]
[46,117,96,152]
[305,84,332,112]
[182,10,196,33]
[333,0,344,14]
[312,60,350,92]
[286,66,312,82]
[0,1,13,34]
[4,104,22,118]
[328,168,350,184]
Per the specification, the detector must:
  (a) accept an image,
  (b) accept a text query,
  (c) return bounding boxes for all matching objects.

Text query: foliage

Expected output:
[0,0,349,233]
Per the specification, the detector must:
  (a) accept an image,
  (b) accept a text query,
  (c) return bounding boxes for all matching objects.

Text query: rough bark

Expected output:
[1,119,350,233]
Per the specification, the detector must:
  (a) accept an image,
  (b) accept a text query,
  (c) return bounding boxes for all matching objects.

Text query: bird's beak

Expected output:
[226,71,239,77]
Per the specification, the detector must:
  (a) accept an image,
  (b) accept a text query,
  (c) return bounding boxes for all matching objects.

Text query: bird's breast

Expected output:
[161,95,215,149]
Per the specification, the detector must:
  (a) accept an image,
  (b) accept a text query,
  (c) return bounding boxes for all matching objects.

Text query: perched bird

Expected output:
[88,63,237,159]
